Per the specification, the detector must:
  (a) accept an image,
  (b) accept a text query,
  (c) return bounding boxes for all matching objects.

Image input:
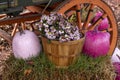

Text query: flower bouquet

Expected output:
[38,12,84,68]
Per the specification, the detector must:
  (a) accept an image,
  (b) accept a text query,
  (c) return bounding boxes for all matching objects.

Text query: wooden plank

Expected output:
[0,28,12,44]
[0,13,41,25]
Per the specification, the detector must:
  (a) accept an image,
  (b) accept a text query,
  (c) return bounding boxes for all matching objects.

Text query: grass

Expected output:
[2,53,116,80]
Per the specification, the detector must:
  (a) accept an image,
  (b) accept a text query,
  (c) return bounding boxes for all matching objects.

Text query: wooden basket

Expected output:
[41,37,85,68]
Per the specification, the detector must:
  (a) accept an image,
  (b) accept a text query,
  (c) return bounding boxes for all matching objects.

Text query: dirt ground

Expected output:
[0,0,120,77]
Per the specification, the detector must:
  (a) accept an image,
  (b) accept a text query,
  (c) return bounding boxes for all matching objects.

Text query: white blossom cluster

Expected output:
[39,12,82,42]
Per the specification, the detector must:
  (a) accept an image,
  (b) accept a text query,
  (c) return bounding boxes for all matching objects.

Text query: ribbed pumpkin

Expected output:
[12,30,41,60]
[82,30,110,58]
[82,11,110,58]
[113,62,120,80]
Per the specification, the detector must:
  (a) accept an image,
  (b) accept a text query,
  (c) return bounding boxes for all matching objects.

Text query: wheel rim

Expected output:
[54,0,118,55]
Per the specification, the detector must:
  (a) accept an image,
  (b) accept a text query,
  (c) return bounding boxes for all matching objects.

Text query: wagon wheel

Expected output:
[54,0,118,55]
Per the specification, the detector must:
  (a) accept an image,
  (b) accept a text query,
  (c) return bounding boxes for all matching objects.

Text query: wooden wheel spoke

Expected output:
[83,4,95,30]
[88,13,108,30]
[102,28,113,32]
[76,4,82,30]
[21,22,26,30]
[0,14,7,19]
[11,23,18,37]
[65,10,76,18]
[106,28,113,32]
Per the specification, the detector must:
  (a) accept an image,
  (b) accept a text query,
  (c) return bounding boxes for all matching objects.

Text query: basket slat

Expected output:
[41,37,84,68]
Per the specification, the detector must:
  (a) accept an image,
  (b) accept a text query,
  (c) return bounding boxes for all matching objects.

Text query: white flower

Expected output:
[43,24,49,28]
[59,30,64,34]
[39,27,42,31]
[65,34,69,38]
[41,15,49,20]
[45,32,56,39]
[39,12,82,42]
[50,16,56,21]
[69,33,74,39]
[45,28,49,32]
[50,27,56,32]
[66,26,70,29]
[65,29,71,33]
[59,22,64,27]
[59,36,67,42]
[47,18,54,25]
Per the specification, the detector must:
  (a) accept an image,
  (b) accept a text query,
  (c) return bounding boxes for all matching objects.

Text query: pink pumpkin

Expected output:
[82,31,110,58]
[113,62,120,74]
[12,30,41,60]
[116,75,120,80]
[113,62,120,80]
[93,11,109,31]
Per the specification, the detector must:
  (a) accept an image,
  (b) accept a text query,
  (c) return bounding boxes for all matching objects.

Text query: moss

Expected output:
[2,53,116,80]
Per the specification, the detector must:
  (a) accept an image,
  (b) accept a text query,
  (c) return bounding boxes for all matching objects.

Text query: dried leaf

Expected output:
[24,69,32,76]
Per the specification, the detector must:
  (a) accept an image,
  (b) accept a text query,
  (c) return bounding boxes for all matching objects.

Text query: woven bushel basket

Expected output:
[41,37,84,68]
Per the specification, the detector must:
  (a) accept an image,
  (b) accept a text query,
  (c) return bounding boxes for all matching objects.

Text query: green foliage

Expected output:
[2,53,115,80]
[68,55,116,80]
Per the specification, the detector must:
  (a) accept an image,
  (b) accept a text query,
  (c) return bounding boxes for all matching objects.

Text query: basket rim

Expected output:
[41,37,85,45]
